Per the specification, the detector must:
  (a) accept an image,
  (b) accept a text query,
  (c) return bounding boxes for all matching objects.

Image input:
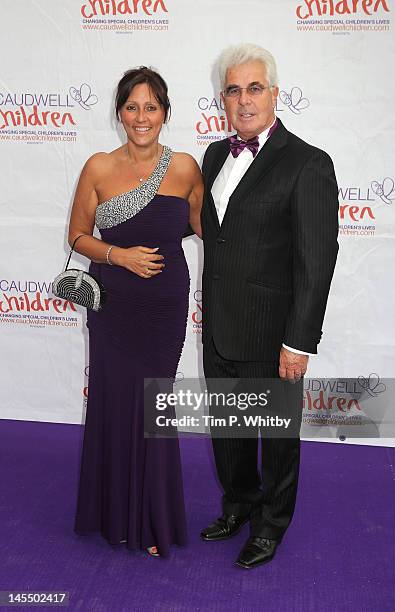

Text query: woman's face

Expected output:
[120,82,165,147]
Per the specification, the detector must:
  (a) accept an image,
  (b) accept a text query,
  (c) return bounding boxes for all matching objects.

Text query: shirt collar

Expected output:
[256,117,277,152]
[235,117,277,153]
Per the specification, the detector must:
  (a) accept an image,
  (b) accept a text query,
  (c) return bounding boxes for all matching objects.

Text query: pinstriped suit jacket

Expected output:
[201,118,339,361]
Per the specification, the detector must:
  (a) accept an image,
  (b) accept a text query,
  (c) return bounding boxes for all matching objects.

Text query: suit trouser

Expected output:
[203,337,302,540]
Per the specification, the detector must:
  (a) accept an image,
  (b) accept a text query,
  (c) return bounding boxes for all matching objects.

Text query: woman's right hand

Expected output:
[111,246,165,278]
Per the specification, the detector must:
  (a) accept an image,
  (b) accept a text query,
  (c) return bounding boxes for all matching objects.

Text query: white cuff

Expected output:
[282,343,314,357]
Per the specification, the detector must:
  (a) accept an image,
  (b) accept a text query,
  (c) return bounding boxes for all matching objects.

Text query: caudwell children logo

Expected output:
[80,0,170,33]
[303,378,363,415]
[295,0,391,34]
[0,83,98,144]
[371,177,394,204]
[302,376,390,436]
[0,278,80,329]
[69,83,98,110]
[338,176,394,237]
[279,87,310,114]
[190,290,202,334]
[357,373,386,397]
[302,378,363,428]
[83,366,89,405]
[195,95,231,146]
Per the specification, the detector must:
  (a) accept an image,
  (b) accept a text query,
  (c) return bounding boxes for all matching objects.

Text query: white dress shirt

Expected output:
[211,120,312,357]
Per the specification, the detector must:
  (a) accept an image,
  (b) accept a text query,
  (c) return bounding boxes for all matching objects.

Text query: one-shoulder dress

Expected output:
[74,146,189,556]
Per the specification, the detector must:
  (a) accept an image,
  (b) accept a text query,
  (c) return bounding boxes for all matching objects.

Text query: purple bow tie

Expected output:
[229,135,259,158]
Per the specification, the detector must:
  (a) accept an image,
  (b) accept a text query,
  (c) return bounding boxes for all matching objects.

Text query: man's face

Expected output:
[222,60,279,141]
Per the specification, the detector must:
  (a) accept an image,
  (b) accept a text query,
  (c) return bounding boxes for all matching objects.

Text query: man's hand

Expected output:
[279,347,309,382]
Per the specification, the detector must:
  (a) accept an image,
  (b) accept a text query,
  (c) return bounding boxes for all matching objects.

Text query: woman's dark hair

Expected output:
[115,66,171,122]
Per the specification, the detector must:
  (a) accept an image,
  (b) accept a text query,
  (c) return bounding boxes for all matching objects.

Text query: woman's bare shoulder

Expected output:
[83,146,123,177]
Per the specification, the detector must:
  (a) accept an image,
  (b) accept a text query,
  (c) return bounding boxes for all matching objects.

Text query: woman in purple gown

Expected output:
[69,67,203,557]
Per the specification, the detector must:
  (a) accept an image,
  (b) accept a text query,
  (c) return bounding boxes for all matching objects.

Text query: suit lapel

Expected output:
[206,138,230,192]
[204,120,289,233]
[205,138,230,231]
[224,120,289,216]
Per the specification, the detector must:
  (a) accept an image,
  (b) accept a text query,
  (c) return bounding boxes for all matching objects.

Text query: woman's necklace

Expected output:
[127,145,160,183]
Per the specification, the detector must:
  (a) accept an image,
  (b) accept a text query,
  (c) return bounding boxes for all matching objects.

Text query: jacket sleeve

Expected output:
[201,143,213,176]
[182,224,195,238]
[283,150,339,354]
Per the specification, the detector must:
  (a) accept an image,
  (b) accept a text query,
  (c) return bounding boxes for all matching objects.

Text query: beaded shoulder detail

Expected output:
[95,145,172,230]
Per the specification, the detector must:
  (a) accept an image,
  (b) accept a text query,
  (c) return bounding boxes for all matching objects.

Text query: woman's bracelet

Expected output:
[105,245,114,266]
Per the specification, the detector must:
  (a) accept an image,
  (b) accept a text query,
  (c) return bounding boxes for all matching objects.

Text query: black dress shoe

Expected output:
[200,514,249,541]
[236,536,279,568]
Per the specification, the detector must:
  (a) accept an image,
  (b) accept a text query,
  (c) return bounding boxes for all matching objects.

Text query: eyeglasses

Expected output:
[223,84,273,98]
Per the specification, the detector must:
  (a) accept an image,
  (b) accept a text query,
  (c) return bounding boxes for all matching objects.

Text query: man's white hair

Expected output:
[218,43,278,89]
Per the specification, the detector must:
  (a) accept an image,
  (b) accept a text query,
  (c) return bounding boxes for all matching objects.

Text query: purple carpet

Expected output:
[0,419,394,611]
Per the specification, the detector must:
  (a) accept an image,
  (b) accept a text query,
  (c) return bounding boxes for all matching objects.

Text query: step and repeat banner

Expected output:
[0,1,394,445]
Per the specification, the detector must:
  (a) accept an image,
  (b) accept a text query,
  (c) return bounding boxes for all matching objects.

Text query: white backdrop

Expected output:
[1,0,394,445]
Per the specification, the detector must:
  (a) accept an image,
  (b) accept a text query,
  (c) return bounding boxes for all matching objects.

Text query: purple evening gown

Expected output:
[74,147,189,557]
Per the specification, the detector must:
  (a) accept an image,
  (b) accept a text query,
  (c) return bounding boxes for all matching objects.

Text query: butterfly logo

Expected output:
[357,373,386,397]
[370,177,394,205]
[279,87,310,114]
[174,371,184,385]
[69,83,98,110]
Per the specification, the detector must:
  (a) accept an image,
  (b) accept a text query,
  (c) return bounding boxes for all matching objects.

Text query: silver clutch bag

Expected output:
[52,235,106,311]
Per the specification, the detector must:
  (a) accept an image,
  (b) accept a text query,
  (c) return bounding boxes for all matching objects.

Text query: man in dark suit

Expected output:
[200,43,339,568]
